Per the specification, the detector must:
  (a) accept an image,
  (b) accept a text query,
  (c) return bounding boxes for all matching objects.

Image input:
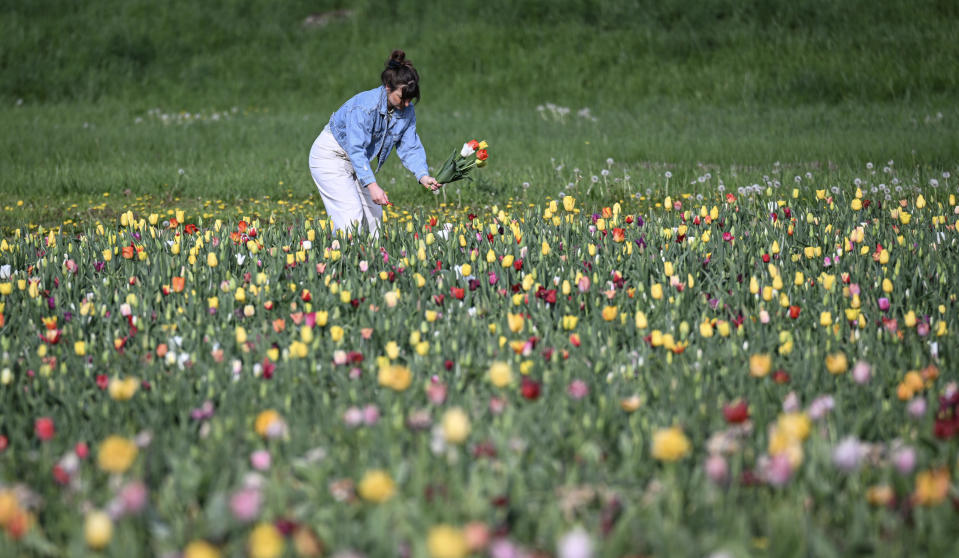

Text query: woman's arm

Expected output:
[395,114,431,184]
[340,107,378,187]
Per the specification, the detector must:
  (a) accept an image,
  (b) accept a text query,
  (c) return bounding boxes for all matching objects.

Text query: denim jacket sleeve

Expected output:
[339,106,378,187]
[395,113,429,182]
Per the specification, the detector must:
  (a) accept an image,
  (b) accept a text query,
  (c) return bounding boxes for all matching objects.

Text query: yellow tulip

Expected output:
[442,407,471,444]
[85,511,113,550]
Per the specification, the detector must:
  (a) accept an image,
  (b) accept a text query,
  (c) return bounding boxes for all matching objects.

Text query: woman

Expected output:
[309,49,442,235]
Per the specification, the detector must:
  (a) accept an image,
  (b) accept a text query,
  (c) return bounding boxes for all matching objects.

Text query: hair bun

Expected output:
[389,49,406,64]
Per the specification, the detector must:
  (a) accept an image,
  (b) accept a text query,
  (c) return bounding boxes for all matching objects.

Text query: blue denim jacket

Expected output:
[328,85,429,186]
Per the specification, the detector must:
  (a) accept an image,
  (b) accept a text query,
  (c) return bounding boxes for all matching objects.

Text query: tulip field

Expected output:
[1,165,958,557]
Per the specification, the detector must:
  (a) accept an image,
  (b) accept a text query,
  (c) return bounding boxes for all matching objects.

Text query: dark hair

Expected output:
[381,49,420,104]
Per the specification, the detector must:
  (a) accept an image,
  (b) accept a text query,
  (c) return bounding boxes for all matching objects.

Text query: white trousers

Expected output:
[309,126,382,236]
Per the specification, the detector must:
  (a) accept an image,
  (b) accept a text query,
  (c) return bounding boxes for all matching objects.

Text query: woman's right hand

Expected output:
[367,182,390,206]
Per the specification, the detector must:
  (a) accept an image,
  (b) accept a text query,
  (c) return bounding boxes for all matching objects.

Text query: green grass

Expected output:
[1,0,959,225]
[2,99,957,229]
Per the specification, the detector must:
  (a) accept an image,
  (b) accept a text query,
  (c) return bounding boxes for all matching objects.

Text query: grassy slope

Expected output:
[1,0,958,225]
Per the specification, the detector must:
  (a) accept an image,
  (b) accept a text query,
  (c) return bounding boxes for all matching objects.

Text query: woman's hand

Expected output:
[420,176,443,191]
[367,182,390,205]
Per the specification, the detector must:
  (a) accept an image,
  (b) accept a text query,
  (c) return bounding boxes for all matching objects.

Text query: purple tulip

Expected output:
[832,437,865,472]
[891,445,916,474]
[878,298,890,311]
[808,395,835,421]
[907,397,926,418]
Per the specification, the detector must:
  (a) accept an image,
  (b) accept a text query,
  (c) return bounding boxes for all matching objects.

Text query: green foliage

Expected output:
[2,0,959,106]
[1,186,958,554]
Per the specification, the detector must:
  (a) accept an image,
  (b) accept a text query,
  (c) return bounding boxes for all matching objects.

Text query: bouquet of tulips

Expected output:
[434,139,489,184]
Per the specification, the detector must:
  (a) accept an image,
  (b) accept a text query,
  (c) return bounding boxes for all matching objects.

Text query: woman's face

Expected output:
[387,86,411,110]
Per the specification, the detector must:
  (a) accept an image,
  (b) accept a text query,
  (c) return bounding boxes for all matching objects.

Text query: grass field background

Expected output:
[2,0,958,227]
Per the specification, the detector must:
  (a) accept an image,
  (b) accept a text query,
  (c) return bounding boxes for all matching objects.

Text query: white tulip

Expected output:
[460,143,475,157]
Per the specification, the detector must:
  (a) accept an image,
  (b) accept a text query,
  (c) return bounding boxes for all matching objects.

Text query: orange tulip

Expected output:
[171,277,185,293]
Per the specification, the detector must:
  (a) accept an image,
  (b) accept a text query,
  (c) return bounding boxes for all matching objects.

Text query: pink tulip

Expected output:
[362,404,380,426]
[427,378,447,405]
[891,445,916,474]
[851,360,872,384]
[250,450,271,471]
[343,407,363,427]
[489,396,507,415]
[118,481,149,515]
[763,454,793,487]
[705,454,728,484]
[567,380,589,400]
[577,276,591,292]
[230,487,262,522]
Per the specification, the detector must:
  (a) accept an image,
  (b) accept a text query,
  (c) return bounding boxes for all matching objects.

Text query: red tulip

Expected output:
[35,417,55,441]
[520,377,541,400]
[773,370,791,384]
[723,400,750,424]
[789,305,801,319]
[52,464,70,485]
[476,149,489,161]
